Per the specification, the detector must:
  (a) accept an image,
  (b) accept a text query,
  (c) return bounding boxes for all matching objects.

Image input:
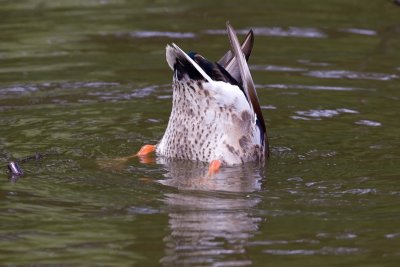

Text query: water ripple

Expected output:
[261,84,367,91]
[206,27,326,38]
[385,233,400,239]
[250,64,307,72]
[0,81,119,97]
[340,28,377,36]
[263,246,362,255]
[60,81,120,89]
[86,85,168,101]
[0,85,38,95]
[342,188,377,195]
[298,59,331,66]
[355,120,382,127]
[317,232,357,240]
[305,70,398,81]
[272,146,293,156]
[107,31,196,39]
[250,238,319,246]
[261,105,277,110]
[292,108,358,120]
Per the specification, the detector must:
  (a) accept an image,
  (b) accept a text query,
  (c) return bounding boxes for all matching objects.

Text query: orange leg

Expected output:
[208,159,221,175]
[135,144,156,156]
[98,144,156,170]
[135,144,156,164]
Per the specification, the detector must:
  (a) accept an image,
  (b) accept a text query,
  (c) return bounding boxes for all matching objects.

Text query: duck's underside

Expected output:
[156,78,265,165]
[153,22,268,166]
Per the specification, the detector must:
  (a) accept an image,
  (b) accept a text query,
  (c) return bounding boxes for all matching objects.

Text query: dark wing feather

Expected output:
[218,30,254,85]
[218,29,254,66]
[226,22,268,156]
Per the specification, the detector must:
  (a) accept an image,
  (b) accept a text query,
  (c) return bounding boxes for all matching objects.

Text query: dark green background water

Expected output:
[1,0,399,266]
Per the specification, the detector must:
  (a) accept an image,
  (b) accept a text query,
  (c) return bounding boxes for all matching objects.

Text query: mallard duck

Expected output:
[137,22,268,172]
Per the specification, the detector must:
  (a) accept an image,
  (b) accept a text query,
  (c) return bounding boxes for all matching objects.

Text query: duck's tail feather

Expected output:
[218,29,254,85]
[226,22,268,156]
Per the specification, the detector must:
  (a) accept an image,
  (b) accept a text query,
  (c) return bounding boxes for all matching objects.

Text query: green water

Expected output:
[1,0,400,266]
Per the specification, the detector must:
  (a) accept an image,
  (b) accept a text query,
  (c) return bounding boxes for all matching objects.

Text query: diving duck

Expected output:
[137,22,268,172]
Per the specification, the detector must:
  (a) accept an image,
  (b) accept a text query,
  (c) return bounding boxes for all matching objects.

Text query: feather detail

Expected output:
[218,29,254,85]
[226,22,267,151]
[166,43,212,82]
[157,22,269,164]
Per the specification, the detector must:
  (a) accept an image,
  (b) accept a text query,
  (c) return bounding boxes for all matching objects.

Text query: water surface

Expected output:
[1,0,400,266]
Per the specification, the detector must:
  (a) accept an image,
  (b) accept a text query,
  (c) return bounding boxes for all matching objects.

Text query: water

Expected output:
[1,0,400,266]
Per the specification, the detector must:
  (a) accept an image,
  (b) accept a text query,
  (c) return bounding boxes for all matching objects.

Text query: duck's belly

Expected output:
[156,80,264,165]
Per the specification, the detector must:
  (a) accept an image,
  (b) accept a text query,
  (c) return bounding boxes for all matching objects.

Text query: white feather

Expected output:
[204,81,251,112]
[171,43,213,83]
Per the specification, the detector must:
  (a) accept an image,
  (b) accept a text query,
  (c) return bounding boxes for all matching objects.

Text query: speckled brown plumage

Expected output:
[156,22,268,166]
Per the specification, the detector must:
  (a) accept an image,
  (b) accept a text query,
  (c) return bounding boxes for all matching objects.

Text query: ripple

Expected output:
[126,85,158,98]
[272,146,293,154]
[292,108,358,120]
[336,233,358,240]
[385,233,400,239]
[337,108,359,114]
[355,120,382,127]
[87,85,159,101]
[298,59,331,66]
[0,81,119,98]
[0,85,38,95]
[60,81,120,89]
[157,95,172,99]
[250,27,327,38]
[287,177,304,182]
[250,238,319,246]
[263,246,362,255]
[305,70,398,81]
[126,206,159,215]
[109,31,196,39]
[263,83,366,91]
[146,118,161,123]
[342,188,377,195]
[369,144,386,149]
[206,27,326,38]
[261,105,277,110]
[250,65,307,72]
[340,28,377,36]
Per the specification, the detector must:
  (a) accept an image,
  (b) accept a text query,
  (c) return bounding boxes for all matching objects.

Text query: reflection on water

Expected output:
[157,159,263,192]
[157,159,264,266]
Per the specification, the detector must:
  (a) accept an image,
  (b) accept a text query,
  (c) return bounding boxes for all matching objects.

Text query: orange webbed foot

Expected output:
[135,144,156,157]
[208,160,221,175]
[135,144,156,164]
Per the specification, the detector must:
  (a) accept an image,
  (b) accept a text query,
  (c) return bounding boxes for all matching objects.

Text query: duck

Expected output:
[136,22,268,173]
